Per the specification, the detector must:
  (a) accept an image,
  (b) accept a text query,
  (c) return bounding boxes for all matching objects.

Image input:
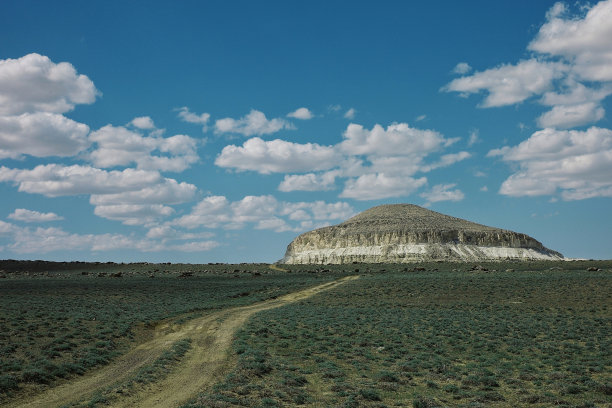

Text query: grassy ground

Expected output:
[0,263,339,402]
[186,260,612,407]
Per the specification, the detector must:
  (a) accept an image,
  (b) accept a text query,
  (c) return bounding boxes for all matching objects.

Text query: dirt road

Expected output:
[8,275,358,408]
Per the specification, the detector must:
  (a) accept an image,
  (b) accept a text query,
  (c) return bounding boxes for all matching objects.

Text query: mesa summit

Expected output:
[280,204,563,264]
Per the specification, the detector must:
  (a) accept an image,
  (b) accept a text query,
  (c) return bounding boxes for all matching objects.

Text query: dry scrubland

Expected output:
[0,260,611,407]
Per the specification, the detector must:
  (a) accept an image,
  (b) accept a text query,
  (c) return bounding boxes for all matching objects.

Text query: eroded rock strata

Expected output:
[280,204,563,264]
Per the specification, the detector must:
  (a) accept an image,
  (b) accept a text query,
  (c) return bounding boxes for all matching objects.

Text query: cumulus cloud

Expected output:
[4,224,145,254]
[0,221,217,254]
[173,195,354,232]
[340,123,448,157]
[0,54,97,159]
[168,241,219,252]
[488,126,612,200]
[215,137,339,174]
[93,204,175,225]
[420,151,472,172]
[443,59,566,107]
[176,107,210,131]
[528,0,612,82]
[0,112,90,159]
[278,172,338,192]
[89,125,198,172]
[287,107,313,120]
[214,109,294,136]
[340,173,427,201]
[89,178,196,206]
[537,102,605,129]
[452,62,472,75]
[468,129,479,146]
[0,53,98,115]
[145,226,214,241]
[536,81,612,128]
[215,121,466,200]
[129,116,155,129]
[281,200,355,221]
[420,183,465,205]
[0,164,163,197]
[8,209,63,223]
[0,164,197,224]
[344,108,356,119]
[445,1,612,131]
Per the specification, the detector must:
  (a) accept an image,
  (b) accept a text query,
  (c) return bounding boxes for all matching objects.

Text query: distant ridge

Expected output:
[280,204,563,264]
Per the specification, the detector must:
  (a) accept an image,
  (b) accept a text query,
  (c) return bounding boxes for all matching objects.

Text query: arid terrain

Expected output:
[1,260,611,407]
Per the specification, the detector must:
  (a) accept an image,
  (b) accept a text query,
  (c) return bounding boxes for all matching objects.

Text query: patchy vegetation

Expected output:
[187,260,612,407]
[1,259,611,407]
[0,262,338,401]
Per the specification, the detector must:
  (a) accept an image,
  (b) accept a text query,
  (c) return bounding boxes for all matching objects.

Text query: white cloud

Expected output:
[5,224,147,254]
[0,54,96,159]
[420,183,465,205]
[215,137,339,174]
[145,226,215,241]
[536,81,612,128]
[468,129,479,146]
[215,121,467,200]
[89,125,199,172]
[93,204,175,225]
[8,209,63,223]
[529,0,612,82]
[446,1,612,132]
[344,108,356,119]
[255,217,292,232]
[489,126,612,200]
[278,172,337,192]
[0,164,162,196]
[129,116,155,129]
[480,185,488,192]
[168,241,219,252]
[340,173,427,200]
[173,195,354,232]
[281,201,355,221]
[214,109,294,136]
[287,107,313,120]
[421,151,471,172]
[443,59,566,107]
[173,196,231,229]
[0,220,16,236]
[0,53,98,116]
[176,107,210,132]
[415,114,427,122]
[89,178,196,205]
[540,81,612,107]
[0,112,90,159]
[537,102,605,129]
[146,225,177,239]
[0,220,218,254]
[340,123,447,157]
[452,62,472,75]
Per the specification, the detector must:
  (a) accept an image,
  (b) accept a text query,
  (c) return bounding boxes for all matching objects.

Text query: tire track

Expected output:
[7,275,358,408]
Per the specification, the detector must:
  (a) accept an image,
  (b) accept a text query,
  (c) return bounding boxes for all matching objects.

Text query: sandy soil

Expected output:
[7,275,358,408]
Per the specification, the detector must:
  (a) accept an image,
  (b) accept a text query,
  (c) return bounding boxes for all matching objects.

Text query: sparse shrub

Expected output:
[413,395,439,408]
[359,388,381,401]
[0,374,18,393]
[377,370,399,383]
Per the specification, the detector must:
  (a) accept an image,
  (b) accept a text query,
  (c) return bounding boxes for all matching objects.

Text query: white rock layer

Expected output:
[280,204,563,264]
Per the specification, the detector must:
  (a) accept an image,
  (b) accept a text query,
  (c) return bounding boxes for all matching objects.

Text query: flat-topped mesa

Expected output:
[280,204,563,264]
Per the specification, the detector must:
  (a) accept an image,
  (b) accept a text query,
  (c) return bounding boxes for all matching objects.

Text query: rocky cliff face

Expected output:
[280,204,563,264]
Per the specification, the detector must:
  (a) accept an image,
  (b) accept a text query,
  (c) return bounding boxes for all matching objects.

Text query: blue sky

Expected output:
[1,0,611,262]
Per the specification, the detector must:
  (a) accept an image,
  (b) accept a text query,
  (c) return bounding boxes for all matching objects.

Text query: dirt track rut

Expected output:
[8,275,358,408]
